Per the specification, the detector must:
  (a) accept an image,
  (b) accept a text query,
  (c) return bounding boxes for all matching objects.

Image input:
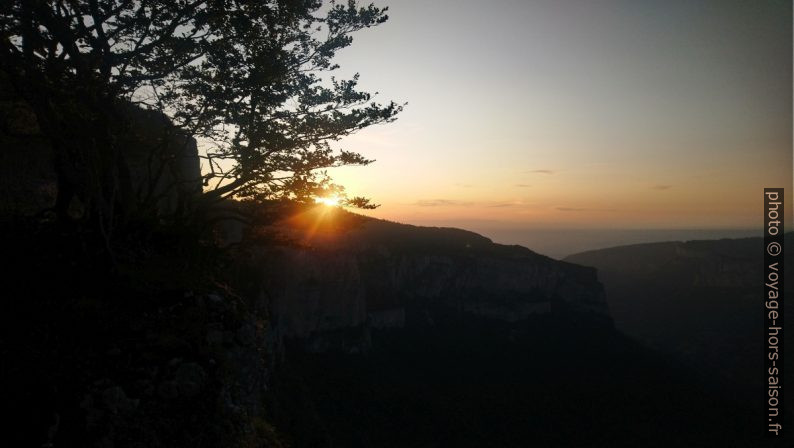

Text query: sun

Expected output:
[314,196,341,207]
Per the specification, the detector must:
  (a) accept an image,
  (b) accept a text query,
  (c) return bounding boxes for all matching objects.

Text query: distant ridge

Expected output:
[565,233,794,398]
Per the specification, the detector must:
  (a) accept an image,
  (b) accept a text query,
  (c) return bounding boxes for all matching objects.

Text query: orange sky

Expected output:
[322,0,792,231]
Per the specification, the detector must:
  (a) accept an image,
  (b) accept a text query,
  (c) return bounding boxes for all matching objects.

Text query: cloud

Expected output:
[555,207,587,212]
[486,201,521,208]
[414,199,474,207]
[555,206,616,212]
[651,184,672,190]
[413,199,524,208]
[515,184,531,188]
[527,169,555,175]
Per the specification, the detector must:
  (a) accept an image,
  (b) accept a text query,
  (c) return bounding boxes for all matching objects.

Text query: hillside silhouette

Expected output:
[567,234,794,403]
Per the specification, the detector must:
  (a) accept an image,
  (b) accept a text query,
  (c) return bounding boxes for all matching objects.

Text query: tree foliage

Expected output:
[0,0,401,229]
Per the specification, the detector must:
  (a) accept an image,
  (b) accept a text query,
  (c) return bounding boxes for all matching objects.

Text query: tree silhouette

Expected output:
[0,0,401,232]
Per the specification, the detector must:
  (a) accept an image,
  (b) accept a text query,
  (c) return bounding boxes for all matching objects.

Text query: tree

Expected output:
[0,0,401,235]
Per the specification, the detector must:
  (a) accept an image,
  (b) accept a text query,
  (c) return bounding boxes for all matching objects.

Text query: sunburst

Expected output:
[314,196,341,207]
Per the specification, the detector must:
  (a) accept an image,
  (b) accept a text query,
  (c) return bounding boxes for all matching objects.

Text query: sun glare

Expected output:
[315,196,341,207]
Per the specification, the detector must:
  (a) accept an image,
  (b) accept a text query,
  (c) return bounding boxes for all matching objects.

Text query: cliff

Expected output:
[246,206,610,352]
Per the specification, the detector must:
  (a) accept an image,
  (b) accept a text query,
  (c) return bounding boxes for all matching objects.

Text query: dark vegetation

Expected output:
[0,216,286,447]
[275,313,779,448]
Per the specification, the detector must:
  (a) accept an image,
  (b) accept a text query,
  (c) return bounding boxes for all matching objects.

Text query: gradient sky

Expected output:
[326,0,792,231]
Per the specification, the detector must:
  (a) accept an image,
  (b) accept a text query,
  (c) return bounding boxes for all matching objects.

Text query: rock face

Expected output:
[115,103,203,216]
[258,209,610,352]
[0,76,202,217]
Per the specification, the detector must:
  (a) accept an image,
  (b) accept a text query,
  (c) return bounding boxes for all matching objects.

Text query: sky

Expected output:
[321,0,791,242]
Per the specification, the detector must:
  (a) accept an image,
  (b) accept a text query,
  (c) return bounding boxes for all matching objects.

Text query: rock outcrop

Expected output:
[0,74,202,218]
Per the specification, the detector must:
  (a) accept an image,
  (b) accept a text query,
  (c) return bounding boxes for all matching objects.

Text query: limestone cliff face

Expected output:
[257,212,609,352]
